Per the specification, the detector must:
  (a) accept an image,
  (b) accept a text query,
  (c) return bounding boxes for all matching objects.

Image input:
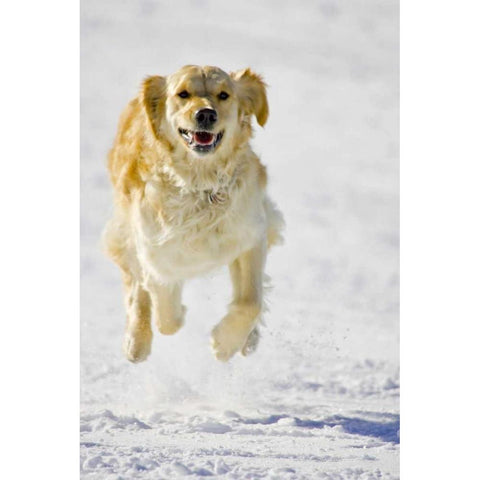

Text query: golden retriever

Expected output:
[103,65,284,362]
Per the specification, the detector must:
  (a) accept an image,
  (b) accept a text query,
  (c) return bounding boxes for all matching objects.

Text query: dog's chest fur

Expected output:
[134,169,266,283]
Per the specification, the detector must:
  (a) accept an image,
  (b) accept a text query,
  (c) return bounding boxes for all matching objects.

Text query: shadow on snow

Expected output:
[239,414,399,444]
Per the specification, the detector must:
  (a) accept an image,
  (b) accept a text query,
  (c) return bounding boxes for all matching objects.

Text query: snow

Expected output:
[81,0,399,478]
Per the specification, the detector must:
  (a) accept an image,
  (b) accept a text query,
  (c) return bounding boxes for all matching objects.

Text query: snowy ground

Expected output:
[80,1,399,478]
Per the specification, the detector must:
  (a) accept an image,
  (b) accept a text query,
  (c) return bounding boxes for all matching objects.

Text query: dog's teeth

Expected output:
[180,128,224,151]
[181,130,193,143]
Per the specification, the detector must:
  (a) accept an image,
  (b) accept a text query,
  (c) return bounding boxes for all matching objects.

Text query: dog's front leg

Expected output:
[147,281,186,335]
[123,280,153,363]
[211,240,266,361]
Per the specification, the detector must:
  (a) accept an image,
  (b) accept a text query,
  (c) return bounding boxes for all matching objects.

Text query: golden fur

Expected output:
[103,65,284,362]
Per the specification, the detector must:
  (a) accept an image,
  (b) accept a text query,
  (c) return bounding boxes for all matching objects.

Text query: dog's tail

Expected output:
[264,197,285,248]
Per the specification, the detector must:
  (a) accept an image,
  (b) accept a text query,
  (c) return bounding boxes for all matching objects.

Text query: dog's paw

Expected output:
[157,306,186,335]
[241,327,260,356]
[123,328,152,363]
[158,318,183,335]
[210,311,258,362]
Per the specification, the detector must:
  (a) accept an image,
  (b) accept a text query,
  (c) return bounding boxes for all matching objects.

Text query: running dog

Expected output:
[103,65,284,362]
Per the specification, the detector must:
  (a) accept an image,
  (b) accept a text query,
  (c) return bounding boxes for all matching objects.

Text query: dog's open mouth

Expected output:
[179,129,224,153]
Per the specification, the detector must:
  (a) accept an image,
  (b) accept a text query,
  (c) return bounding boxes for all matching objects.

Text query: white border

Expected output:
[1,1,79,478]
[401,0,480,477]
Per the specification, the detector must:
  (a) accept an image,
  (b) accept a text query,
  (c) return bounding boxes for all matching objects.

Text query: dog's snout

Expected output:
[195,108,217,128]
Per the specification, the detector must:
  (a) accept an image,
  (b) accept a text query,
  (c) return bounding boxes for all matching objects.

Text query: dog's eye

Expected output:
[218,91,229,100]
[178,90,190,99]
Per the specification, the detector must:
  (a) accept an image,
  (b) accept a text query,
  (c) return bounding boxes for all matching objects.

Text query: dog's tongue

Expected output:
[194,132,214,145]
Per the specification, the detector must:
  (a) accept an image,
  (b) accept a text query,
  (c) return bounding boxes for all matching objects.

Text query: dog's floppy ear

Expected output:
[141,75,167,137]
[231,68,269,127]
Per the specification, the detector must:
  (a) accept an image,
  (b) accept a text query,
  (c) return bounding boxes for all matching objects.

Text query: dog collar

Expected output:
[206,190,227,204]
[204,166,239,205]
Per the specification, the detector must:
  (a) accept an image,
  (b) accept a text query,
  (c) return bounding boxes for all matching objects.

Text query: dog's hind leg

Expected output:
[122,276,153,363]
[211,239,266,361]
[147,281,186,335]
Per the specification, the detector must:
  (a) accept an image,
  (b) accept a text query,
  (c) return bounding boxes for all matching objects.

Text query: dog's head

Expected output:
[141,65,268,156]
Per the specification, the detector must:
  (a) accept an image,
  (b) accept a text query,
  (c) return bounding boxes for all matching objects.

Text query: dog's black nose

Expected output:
[195,108,217,129]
